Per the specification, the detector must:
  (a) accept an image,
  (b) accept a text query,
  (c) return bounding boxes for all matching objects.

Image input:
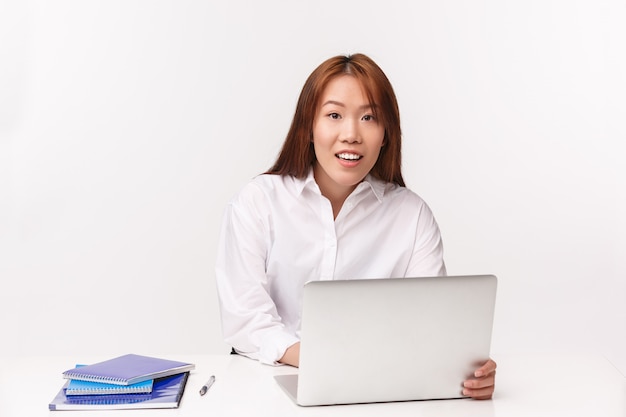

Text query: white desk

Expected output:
[0,353,623,416]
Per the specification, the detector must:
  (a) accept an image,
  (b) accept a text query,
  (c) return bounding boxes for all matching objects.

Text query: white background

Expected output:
[1,1,624,374]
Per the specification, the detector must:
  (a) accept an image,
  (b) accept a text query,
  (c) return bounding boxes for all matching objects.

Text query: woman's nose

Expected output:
[339,119,361,143]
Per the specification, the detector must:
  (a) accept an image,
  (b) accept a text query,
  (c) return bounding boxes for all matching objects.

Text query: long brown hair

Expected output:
[266,53,405,187]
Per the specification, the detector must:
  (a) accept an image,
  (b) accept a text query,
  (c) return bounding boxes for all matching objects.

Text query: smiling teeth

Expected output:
[337,153,361,160]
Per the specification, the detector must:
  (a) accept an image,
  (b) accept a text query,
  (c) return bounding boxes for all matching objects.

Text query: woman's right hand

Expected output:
[278,342,301,367]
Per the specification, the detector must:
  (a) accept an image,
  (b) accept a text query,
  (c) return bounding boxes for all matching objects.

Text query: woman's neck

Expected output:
[313,165,359,219]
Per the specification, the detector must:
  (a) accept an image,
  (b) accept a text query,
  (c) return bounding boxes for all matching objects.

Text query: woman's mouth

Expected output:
[336,152,362,161]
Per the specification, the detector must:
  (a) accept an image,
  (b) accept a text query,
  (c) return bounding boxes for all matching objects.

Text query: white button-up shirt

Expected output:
[215,170,446,365]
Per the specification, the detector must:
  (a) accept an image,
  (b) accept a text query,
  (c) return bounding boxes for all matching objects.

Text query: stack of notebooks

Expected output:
[49,354,195,411]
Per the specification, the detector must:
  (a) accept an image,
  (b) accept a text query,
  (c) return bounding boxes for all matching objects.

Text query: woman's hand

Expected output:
[463,359,497,399]
[278,342,301,367]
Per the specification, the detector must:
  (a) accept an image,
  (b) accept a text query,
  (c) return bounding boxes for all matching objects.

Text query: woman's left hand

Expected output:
[463,358,497,400]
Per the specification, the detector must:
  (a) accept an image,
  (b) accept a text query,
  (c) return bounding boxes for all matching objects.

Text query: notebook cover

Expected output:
[49,372,189,411]
[65,364,153,395]
[62,354,195,385]
[66,377,153,395]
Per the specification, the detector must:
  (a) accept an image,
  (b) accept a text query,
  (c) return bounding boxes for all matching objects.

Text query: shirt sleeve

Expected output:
[405,199,447,277]
[215,182,299,365]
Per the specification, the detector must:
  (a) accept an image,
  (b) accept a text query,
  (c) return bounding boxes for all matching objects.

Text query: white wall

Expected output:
[1,0,625,374]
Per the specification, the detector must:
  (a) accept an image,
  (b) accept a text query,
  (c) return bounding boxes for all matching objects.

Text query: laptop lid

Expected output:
[274,274,497,406]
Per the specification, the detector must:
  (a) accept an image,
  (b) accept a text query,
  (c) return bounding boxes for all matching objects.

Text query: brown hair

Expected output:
[266,53,405,187]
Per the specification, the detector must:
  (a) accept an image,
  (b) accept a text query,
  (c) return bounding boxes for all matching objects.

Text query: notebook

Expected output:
[64,364,153,395]
[66,377,153,395]
[49,372,189,410]
[62,354,195,385]
[274,274,498,406]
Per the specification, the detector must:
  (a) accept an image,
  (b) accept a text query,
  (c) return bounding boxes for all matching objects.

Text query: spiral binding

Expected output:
[63,372,126,384]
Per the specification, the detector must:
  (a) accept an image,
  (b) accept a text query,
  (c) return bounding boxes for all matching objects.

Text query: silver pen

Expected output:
[199,375,215,396]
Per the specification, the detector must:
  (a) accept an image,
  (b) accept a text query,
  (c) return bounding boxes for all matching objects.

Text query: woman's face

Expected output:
[312,75,385,200]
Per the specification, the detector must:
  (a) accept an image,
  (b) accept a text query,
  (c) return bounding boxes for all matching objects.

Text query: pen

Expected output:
[199,375,215,396]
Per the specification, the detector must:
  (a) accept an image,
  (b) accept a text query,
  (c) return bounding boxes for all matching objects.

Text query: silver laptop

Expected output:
[274,274,497,406]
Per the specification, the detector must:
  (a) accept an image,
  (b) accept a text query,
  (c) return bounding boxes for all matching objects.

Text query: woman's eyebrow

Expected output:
[321,100,345,107]
[321,100,376,110]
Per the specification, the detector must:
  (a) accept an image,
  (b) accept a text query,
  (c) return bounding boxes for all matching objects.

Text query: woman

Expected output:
[216,53,496,399]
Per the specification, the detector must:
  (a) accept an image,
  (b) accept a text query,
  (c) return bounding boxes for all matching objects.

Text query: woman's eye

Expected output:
[329,113,341,119]
[362,114,375,122]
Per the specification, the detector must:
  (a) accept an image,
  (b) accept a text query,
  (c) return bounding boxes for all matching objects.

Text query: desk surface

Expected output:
[0,353,623,417]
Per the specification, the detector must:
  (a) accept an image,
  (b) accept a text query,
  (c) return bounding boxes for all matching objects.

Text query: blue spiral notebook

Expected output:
[62,354,195,385]
[65,364,153,395]
[49,372,189,410]
[66,377,154,395]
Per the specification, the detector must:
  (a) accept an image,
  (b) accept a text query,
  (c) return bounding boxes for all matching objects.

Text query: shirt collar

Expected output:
[295,169,386,203]
[295,169,318,196]
[360,174,386,203]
